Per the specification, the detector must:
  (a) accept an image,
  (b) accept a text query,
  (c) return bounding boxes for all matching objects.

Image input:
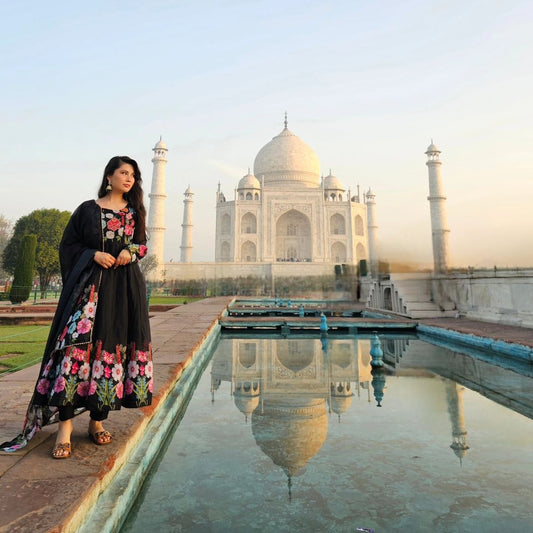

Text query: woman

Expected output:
[1,156,153,458]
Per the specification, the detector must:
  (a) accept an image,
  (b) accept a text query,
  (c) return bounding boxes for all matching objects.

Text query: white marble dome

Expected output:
[324,173,344,191]
[238,170,261,190]
[253,126,321,189]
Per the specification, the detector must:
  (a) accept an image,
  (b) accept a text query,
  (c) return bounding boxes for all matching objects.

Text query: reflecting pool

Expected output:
[122,335,533,532]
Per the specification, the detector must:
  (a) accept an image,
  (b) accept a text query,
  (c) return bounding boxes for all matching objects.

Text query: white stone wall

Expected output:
[367,270,533,327]
[215,188,368,265]
[437,270,533,327]
[215,202,235,261]
[162,261,336,281]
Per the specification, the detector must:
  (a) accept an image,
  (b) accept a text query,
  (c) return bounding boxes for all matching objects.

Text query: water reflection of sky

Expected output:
[123,337,533,533]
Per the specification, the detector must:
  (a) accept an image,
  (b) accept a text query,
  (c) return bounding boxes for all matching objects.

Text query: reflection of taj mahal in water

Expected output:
[210,337,471,486]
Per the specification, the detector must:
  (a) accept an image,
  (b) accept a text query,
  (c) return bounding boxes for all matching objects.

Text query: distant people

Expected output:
[1,156,153,458]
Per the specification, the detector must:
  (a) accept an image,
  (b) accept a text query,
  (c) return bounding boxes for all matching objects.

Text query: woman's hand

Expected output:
[94,251,117,269]
[114,249,132,268]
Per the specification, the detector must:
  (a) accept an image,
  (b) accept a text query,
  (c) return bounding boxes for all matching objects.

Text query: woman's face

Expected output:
[108,163,135,194]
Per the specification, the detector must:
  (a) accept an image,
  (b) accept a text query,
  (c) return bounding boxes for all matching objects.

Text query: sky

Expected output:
[1,0,532,268]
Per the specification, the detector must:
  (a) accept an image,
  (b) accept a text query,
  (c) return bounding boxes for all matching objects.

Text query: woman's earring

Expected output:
[106,181,112,191]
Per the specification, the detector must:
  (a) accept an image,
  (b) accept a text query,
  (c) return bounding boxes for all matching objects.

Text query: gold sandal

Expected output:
[51,442,71,459]
[88,430,112,446]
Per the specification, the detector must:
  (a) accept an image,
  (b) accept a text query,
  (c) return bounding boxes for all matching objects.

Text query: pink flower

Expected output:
[37,378,50,395]
[54,376,66,393]
[71,347,86,361]
[89,380,98,395]
[102,351,114,365]
[111,363,123,382]
[126,212,133,220]
[60,356,72,375]
[71,361,79,375]
[77,381,90,397]
[139,245,147,257]
[107,217,121,231]
[125,379,134,395]
[116,381,124,399]
[124,224,134,236]
[145,361,153,379]
[139,364,145,376]
[83,302,96,318]
[127,361,139,378]
[137,350,148,363]
[104,366,112,379]
[77,318,92,335]
[92,360,104,379]
[78,362,90,380]
[148,379,153,393]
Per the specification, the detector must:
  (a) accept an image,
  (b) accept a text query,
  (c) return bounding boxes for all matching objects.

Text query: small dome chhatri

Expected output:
[238,169,261,190]
[253,115,321,189]
[323,171,344,191]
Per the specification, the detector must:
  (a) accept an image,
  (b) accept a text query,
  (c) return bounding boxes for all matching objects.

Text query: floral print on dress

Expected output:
[102,207,146,263]
[31,205,152,412]
[37,337,153,410]
[127,243,147,263]
[124,346,153,406]
[0,201,152,453]
[56,284,98,351]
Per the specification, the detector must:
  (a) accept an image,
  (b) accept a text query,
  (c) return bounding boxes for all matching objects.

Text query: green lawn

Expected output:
[0,325,50,374]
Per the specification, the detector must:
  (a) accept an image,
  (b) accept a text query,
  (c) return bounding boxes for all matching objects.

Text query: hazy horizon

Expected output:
[1,1,532,269]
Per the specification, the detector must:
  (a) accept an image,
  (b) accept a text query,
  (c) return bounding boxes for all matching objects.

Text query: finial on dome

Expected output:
[284,111,288,129]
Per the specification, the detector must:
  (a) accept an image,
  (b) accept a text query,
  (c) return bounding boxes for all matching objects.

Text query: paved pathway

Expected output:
[0,297,232,533]
[0,301,531,532]
[419,317,533,348]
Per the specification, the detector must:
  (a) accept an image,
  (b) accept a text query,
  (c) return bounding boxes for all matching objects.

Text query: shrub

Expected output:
[10,235,37,304]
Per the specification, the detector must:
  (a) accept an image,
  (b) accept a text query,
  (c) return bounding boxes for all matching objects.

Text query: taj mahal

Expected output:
[144,115,440,284]
[141,116,533,327]
[213,115,375,269]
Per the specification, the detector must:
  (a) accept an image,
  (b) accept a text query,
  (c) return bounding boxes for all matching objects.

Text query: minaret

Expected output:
[147,137,168,276]
[445,381,469,464]
[365,188,378,277]
[425,141,450,273]
[180,186,194,262]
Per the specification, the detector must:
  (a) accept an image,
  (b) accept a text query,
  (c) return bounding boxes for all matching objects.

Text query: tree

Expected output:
[0,214,12,282]
[10,235,37,304]
[3,209,71,295]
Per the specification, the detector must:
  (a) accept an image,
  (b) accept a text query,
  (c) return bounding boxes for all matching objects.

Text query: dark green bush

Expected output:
[10,234,37,304]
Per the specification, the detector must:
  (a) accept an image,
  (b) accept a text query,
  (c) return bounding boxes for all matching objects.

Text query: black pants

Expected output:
[58,405,109,422]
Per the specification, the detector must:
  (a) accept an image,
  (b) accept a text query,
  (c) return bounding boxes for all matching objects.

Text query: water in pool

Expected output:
[122,335,533,532]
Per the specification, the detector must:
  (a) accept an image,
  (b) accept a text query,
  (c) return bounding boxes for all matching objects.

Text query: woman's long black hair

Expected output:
[97,156,147,237]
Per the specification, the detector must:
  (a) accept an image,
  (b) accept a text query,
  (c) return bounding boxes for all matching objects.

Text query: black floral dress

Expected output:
[1,200,153,451]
